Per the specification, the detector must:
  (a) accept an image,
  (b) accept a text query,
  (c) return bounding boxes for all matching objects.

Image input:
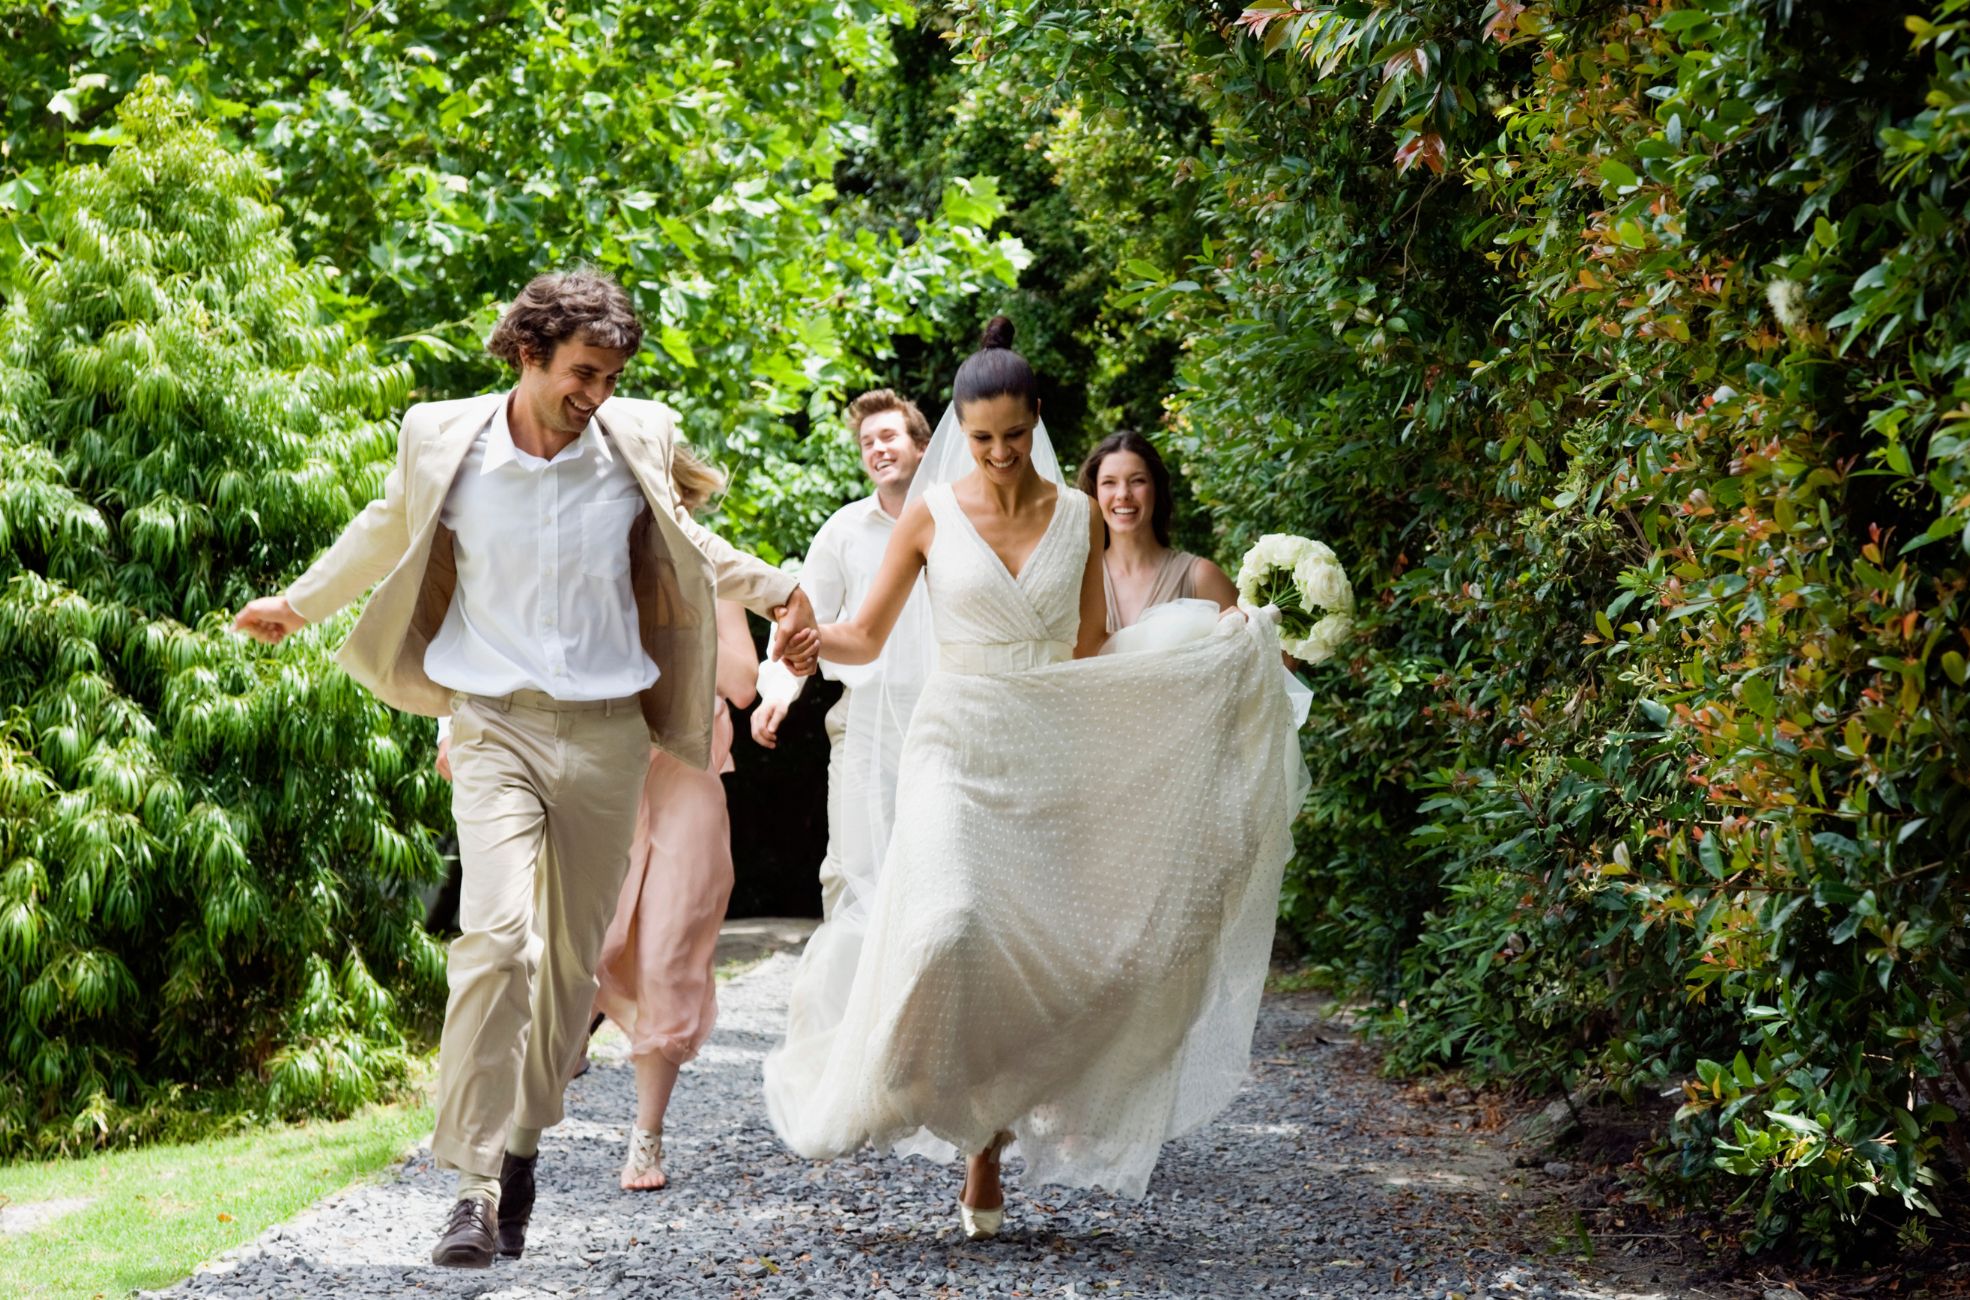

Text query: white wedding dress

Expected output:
[763,481,1306,1198]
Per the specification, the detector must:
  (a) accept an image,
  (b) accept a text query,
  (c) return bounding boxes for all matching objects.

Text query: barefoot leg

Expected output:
[621,1052,680,1190]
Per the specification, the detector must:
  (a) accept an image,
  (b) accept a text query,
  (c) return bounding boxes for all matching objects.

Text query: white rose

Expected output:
[1293,553,1352,613]
[1238,534,1301,602]
[1290,610,1355,664]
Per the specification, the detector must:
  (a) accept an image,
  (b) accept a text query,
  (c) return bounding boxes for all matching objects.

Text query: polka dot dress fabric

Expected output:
[764,483,1304,1199]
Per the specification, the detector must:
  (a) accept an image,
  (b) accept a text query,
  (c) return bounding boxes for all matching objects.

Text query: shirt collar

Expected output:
[481,392,607,474]
[860,492,902,525]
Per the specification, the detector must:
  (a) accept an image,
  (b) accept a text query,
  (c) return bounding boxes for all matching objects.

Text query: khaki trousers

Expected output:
[431,691,652,1177]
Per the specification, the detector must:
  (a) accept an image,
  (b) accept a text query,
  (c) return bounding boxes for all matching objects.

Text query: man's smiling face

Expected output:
[859,408,924,491]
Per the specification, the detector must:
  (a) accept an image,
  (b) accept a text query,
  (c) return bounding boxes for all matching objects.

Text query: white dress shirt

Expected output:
[427,396,659,723]
[756,493,898,707]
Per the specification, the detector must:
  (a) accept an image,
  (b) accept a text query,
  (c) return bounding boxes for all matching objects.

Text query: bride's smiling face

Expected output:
[960,394,1041,486]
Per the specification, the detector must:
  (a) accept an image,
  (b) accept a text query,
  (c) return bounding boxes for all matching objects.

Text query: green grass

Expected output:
[715,954,768,983]
[0,1097,433,1300]
[1266,963,1338,995]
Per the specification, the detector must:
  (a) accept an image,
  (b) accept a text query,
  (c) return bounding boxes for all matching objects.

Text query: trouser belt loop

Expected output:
[494,693,513,713]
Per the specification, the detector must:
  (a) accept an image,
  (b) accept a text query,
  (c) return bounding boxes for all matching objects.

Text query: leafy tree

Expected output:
[2,0,1031,562]
[0,80,449,1156]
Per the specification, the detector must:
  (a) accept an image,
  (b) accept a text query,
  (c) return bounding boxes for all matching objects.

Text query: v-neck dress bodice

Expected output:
[922,482,1087,674]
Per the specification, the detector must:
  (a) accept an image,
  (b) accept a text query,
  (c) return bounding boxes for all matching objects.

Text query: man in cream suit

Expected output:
[235,270,818,1268]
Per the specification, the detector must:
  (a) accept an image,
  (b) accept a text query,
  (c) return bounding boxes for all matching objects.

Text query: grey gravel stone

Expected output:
[144,952,1697,1300]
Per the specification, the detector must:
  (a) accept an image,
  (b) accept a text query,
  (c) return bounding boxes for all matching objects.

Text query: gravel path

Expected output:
[149,954,1692,1300]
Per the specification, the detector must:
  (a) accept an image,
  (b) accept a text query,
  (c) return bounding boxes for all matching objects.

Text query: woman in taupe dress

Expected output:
[1076,432,1239,631]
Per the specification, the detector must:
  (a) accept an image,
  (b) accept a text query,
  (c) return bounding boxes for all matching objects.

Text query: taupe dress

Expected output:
[1102,548,1200,633]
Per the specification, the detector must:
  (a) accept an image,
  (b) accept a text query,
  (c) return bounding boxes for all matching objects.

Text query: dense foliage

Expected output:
[0,82,447,1156]
[947,0,1969,1257]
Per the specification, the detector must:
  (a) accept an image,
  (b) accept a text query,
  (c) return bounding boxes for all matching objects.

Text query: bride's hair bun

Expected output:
[954,314,1037,411]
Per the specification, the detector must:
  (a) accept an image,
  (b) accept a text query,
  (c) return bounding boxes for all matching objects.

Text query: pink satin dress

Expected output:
[592,697,737,1064]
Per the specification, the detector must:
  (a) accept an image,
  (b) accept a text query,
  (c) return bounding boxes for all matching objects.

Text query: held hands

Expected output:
[232,595,308,645]
[750,698,789,750]
[770,586,821,677]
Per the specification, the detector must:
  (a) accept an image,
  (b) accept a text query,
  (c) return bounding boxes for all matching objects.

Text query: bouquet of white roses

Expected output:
[1235,533,1354,664]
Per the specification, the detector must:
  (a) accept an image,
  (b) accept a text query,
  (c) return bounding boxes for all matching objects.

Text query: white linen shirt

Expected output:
[756,493,898,707]
[426,396,659,720]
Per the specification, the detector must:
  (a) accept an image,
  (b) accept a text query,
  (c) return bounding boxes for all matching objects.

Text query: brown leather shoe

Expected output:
[496,1151,537,1259]
[430,1196,496,1269]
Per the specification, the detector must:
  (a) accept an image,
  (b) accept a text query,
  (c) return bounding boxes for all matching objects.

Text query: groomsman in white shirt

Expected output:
[751,389,929,915]
[233,270,818,1268]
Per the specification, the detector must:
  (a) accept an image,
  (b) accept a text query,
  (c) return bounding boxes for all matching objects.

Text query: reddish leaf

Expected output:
[1382,47,1427,83]
[1394,132,1446,175]
[1483,0,1528,44]
[1236,5,1290,37]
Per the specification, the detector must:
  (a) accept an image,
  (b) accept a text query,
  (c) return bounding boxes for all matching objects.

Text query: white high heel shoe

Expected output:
[959,1200,1004,1241]
[958,1131,1013,1240]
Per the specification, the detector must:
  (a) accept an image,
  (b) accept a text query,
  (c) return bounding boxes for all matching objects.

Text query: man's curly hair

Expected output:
[486,269,644,367]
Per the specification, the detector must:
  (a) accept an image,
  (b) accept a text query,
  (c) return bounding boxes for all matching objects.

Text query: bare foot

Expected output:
[620,1128,666,1191]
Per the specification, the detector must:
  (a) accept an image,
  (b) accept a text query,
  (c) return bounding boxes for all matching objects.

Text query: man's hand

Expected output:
[770,586,821,677]
[232,595,308,645]
[435,738,453,781]
[750,699,790,750]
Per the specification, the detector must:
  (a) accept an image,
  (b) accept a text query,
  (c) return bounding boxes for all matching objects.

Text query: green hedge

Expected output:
[953,0,1969,1257]
[0,83,447,1156]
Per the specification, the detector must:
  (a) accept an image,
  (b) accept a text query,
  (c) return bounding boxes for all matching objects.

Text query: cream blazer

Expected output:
[284,391,796,771]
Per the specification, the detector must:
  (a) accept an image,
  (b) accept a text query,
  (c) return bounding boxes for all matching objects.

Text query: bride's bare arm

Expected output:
[815,499,934,666]
[1073,509,1108,659]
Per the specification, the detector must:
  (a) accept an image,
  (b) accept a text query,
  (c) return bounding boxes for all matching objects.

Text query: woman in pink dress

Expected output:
[592,445,759,1190]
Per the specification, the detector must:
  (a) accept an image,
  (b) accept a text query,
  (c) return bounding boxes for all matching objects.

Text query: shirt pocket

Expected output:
[580,495,645,580]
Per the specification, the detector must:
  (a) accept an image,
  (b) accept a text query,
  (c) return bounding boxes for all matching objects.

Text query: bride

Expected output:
[762,317,1306,1238]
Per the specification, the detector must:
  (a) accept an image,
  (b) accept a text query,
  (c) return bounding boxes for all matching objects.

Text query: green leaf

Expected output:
[1765,1110,1825,1138]
[657,326,697,369]
[941,174,1008,228]
[1597,159,1638,190]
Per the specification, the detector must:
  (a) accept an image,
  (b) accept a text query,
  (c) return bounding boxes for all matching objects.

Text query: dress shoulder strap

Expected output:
[1059,484,1091,525]
[921,481,957,528]
[1169,549,1201,601]
[1101,560,1124,634]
